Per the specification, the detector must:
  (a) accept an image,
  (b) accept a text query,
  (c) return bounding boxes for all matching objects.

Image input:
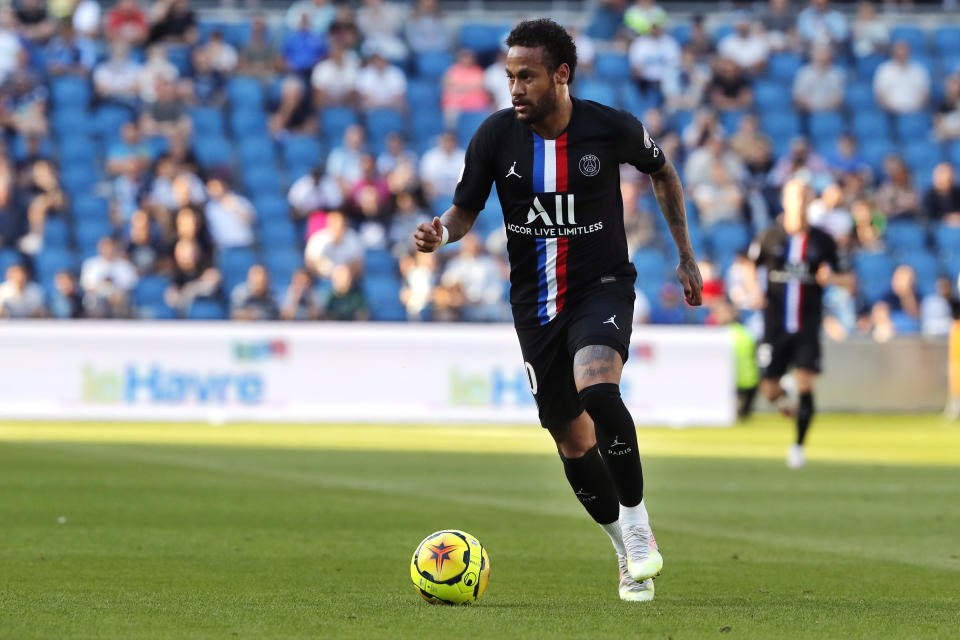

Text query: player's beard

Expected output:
[516,81,558,125]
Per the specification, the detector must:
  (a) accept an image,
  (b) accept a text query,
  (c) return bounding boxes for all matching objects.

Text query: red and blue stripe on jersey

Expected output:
[784,233,808,333]
[533,132,568,325]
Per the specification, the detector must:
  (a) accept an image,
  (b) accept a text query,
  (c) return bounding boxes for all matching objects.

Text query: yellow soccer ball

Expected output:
[410,529,491,605]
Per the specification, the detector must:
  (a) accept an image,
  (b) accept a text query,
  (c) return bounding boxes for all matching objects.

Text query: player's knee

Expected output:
[578,382,622,418]
[550,413,596,458]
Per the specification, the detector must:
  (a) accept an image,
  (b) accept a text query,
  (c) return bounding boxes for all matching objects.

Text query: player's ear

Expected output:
[554,63,570,86]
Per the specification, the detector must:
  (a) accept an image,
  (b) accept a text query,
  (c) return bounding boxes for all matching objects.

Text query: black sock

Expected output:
[579,383,644,508]
[558,445,619,525]
[797,392,814,445]
[737,386,758,419]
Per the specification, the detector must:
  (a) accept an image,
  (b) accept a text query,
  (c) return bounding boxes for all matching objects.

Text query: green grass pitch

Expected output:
[1,416,959,639]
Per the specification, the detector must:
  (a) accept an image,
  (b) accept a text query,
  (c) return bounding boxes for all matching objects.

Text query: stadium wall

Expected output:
[0,323,735,426]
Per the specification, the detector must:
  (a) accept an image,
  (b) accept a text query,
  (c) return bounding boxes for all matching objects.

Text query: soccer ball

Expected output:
[410,529,491,605]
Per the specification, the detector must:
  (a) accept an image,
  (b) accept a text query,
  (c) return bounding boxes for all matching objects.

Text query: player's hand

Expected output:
[677,256,703,306]
[816,263,833,287]
[414,217,444,253]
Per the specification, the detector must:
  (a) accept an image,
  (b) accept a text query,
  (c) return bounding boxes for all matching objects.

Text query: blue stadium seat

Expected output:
[754,81,791,110]
[166,45,192,76]
[12,134,52,162]
[365,249,396,277]
[52,109,93,138]
[416,51,454,79]
[231,109,268,137]
[244,166,282,195]
[768,53,803,82]
[890,26,927,52]
[899,251,938,297]
[633,249,668,302]
[147,135,169,159]
[190,107,224,137]
[809,112,845,140]
[709,222,751,257]
[594,53,631,82]
[94,105,133,138]
[854,251,894,305]
[456,111,491,147]
[860,138,895,172]
[412,109,445,143]
[188,298,226,320]
[76,221,113,258]
[844,82,876,111]
[61,165,100,194]
[259,219,297,248]
[671,23,692,45]
[51,76,91,109]
[321,107,359,142]
[943,53,960,77]
[458,23,508,56]
[73,195,110,222]
[264,249,302,284]
[218,247,258,293]
[935,224,960,254]
[896,113,933,140]
[406,79,441,110]
[133,275,171,308]
[254,194,290,221]
[34,248,78,289]
[886,220,927,253]
[239,135,276,165]
[940,252,960,281]
[367,108,406,140]
[43,218,70,249]
[621,84,658,117]
[950,141,960,167]
[720,110,745,134]
[193,136,232,169]
[935,26,960,55]
[227,76,264,109]
[362,274,401,305]
[763,112,801,140]
[577,79,617,106]
[851,110,888,139]
[282,136,323,168]
[671,109,694,133]
[856,54,885,80]
[902,140,943,172]
[0,248,24,274]
[713,24,734,42]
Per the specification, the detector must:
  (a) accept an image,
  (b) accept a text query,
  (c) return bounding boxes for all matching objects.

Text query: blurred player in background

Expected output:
[414,19,702,602]
[750,178,851,468]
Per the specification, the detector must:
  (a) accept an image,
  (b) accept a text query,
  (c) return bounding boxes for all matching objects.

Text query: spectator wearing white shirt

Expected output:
[484,50,512,111]
[0,8,24,85]
[692,163,745,227]
[662,47,712,112]
[93,43,143,109]
[797,0,849,50]
[80,236,139,294]
[793,45,845,113]
[874,41,930,114]
[419,131,465,200]
[437,233,508,322]
[204,178,256,249]
[288,166,343,221]
[356,0,408,62]
[305,210,365,279]
[851,1,889,58]
[404,0,450,54]
[921,277,955,338]
[807,183,854,247]
[326,125,367,196]
[356,51,407,111]
[718,15,770,75]
[0,264,45,318]
[201,30,238,74]
[376,133,418,176]
[312,41,360,108]
[628,21,681,95]
[139,45,178,104]
[285,0,336,34]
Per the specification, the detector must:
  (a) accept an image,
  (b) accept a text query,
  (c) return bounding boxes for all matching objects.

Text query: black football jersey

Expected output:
[453,97,666,329]
[749,222,839,335]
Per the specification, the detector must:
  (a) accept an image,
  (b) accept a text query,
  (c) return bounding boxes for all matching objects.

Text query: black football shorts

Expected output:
[758,330,822,380]
[514,279,635,430]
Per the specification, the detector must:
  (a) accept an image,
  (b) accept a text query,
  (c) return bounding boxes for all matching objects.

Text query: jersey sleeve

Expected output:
[822,233,843,272]
[453,117,496,212]
[615,110,667,174]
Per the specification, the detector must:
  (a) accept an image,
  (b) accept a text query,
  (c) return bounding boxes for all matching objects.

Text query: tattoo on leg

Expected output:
[574,345,620,382]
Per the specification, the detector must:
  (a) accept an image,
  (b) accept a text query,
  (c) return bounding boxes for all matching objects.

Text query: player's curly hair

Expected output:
[505,19,578,85]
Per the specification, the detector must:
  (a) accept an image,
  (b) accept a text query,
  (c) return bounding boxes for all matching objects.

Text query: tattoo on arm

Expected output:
[650,161,694,260]
[573,345,621,381]
[440,205,481,243]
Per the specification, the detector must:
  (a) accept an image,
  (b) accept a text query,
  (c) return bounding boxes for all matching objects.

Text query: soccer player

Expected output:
[749,178,848,468]
[413,19,702,602]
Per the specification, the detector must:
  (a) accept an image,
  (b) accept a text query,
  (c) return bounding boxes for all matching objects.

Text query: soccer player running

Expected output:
[749,178,849,468]
[414,19,702,602]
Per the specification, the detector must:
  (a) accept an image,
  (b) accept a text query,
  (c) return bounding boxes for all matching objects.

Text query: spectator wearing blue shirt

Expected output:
[797,0,849,51]
[283,12,327,78]
[45,21,92,76]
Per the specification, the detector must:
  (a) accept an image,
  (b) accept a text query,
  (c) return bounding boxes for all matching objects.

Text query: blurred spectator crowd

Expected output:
[0,0,957,341]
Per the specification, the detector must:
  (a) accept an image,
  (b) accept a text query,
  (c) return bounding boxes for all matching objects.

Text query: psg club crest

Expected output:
[579,154,600,177]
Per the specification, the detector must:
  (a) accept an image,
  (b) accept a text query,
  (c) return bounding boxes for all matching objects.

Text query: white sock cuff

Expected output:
[619,499,650,528]
[599,521,626,557]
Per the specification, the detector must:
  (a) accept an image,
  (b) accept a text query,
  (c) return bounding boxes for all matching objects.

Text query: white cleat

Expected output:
[618,554,655,602]
[623,525,663,582]
[787,443,806,469]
